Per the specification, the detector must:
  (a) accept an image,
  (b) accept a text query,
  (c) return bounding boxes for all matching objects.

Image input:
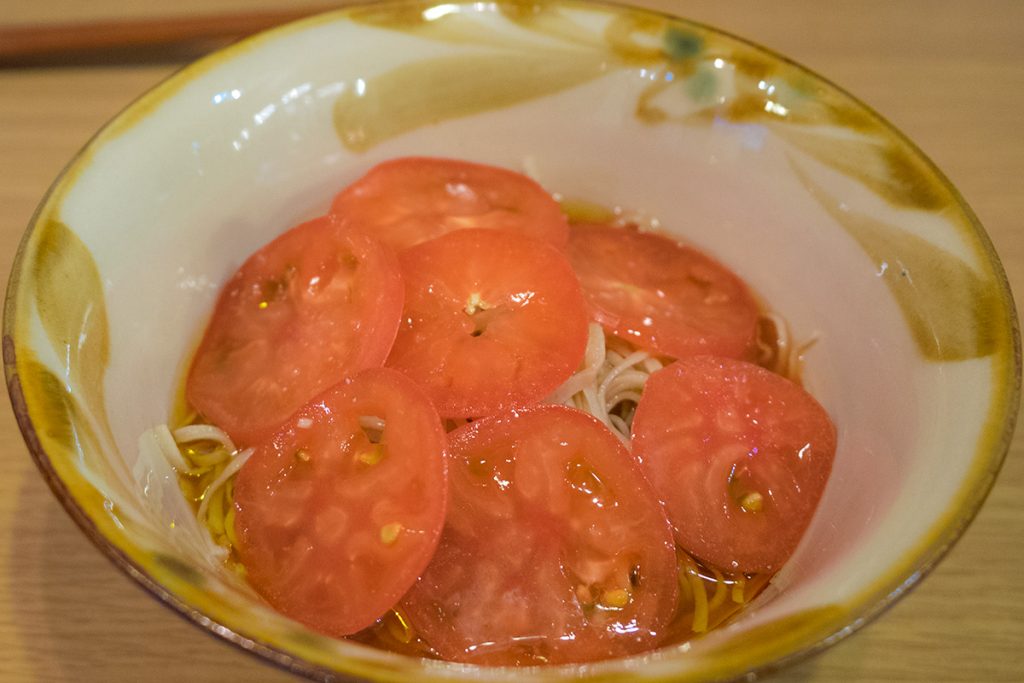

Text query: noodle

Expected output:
[707,567,728,611]
[224,501,240,549]
[195,447,254,523]
[683,559,709,633]
[546,323,605,405]
[756,312,817,383]
[150,420,254,554]
[597,350,651,402]
[676,556,694,602]
[608,414,630,436]
[154,424,189,471]
[547,324,661,442]
[731,577,746,604]
[173,424,236,452]
[385,609,415,644]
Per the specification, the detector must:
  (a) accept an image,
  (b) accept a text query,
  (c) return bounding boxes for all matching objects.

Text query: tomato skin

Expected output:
[330,157,569,251]
[402,405,679,665]
[233,368,447,637]
[631,356,837,573]
[386,228,588,418]
[186,215,403,444]
[567,223,760,360]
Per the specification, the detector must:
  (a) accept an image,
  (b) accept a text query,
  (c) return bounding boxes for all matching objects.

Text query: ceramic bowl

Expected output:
[5,0,1019,680]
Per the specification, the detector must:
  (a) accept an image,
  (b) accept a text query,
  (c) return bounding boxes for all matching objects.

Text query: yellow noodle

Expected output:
[687,568,709,633]
[206,485,226,537]
[677,560,694,602]
[224,505,239,548]
[385,609,415,645]
[708,566,728,611]
[731,577,746,604]
[194,469,219,502]
[185,464,219,479]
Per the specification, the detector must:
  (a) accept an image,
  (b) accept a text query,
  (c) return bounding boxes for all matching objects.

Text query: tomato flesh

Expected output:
[631,356,837,573]
[330,157,569,251]
[386,228,588,418]
[567,223,760,360]
[186,215,403,445]
[402,405,679,665]
[233,368,447,637]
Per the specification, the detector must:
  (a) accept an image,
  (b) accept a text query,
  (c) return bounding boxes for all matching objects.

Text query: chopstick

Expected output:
[0,6,338,66]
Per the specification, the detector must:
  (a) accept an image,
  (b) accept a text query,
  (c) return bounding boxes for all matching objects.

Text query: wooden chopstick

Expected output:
[0,6,338,66]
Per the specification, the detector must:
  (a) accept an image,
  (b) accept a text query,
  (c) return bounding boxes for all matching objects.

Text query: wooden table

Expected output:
[1,1,1021,680]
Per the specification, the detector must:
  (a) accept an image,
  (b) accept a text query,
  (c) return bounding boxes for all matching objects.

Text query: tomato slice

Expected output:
[233,368,447,637]
[567,223,760,360]
[631,357,837,573]
[386,228,588,418]
[401,405,679,665]
[329,157,569,251]
[186,215,403,444]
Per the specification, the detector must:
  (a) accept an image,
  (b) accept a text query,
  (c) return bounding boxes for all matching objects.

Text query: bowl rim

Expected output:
[4,0,1020,680]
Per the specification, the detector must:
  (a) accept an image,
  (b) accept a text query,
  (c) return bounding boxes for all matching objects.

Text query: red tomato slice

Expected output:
[631,357,837,573]
[402,405,679,665]
[567,223,760,360]
[386,228,588,418]
[233,368,447,637]
[329,157,569,251]
[186,215,403,444]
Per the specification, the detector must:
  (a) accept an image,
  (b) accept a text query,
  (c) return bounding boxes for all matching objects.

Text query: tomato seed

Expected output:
[380,522,403,545]
[739,491,763,512]
[600,589,630,609]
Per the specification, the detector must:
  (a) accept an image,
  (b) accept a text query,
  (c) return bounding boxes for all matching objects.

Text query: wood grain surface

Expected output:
[0,1,1021,680]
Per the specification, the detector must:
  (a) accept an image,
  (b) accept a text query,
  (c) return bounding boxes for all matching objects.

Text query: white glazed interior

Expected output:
[11,3,1016,680]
